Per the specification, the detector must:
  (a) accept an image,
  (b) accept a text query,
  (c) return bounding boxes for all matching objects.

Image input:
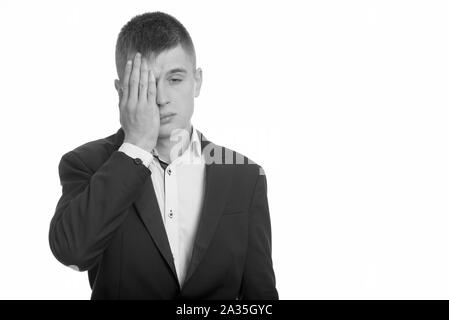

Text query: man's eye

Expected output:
[169,78,182,84]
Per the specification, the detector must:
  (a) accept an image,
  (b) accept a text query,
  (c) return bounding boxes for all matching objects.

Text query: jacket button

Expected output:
[133,158,143,165]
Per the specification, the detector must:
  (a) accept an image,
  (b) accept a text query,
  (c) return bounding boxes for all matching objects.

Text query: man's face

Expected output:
[116,44,202,139]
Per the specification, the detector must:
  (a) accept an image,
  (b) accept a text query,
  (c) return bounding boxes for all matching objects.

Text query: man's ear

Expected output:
[193,68,203,98]
[114,79,122,100]
[114,79,120,92]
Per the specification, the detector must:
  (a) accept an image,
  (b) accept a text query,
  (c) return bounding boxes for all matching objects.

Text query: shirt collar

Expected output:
[150,125,202,161]
[190,125,202,158]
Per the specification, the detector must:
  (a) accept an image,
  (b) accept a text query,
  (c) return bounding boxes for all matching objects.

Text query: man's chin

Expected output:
[158,123,186,139]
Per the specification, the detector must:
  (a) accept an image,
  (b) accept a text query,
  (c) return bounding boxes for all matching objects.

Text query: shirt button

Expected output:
[169,210,174,218]
[167,168,172,175]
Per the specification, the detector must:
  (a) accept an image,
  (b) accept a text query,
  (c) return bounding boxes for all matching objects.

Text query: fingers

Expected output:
[120,60,132,108]
[121,52,155,111]
[148,69,156,103]
[139,59,148,102]
[129,52,141,104]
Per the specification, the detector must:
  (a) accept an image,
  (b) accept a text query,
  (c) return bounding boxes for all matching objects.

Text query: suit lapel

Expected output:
[113,128,178,283]
[133,179,179,282]
[182,129,233,287]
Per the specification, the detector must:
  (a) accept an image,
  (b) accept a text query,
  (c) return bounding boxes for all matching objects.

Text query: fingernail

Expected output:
[126,60,132,65]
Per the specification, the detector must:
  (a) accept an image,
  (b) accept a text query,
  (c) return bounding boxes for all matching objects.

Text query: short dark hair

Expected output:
[115,11,196,78]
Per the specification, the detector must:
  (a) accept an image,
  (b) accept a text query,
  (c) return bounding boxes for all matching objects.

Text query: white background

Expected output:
[0,0,448,299]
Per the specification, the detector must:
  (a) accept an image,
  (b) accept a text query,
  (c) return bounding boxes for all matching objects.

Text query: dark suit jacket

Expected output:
[49,128,278,300]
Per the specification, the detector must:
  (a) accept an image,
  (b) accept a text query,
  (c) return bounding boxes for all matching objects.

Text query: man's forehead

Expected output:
[125,45,192,74]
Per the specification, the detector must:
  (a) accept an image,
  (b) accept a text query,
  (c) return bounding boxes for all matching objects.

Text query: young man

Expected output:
[49,11,278,300]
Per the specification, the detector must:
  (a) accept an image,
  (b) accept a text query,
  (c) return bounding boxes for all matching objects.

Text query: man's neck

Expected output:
[155,124,193,163]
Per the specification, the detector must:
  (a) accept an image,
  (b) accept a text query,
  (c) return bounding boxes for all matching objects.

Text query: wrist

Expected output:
[123,138,156,154]
[119,142,155,167]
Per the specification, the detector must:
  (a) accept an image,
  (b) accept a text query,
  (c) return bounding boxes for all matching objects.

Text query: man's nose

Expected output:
[156,81,169,107]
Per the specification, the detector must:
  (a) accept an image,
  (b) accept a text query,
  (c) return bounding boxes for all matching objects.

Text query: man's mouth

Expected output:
[160,113,176,122]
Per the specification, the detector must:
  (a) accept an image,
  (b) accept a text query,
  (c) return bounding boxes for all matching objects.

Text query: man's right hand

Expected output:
[118,52,160,153]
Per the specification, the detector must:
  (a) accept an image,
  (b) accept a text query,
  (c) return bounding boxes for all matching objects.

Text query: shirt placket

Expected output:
[164,162,179,275]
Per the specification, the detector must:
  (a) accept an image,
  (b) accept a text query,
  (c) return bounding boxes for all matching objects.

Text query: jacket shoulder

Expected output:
[60,130,119,172]
[213,143,265,177]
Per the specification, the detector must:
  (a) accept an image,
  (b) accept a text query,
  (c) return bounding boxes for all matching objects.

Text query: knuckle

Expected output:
[128,98,137,106]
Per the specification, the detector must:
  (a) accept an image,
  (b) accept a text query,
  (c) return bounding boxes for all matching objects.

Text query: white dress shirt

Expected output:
[118,126,205,288]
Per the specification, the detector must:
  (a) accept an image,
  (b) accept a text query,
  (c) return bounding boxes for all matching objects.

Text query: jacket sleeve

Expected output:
[239,168,279,300]
[49,150,151,271]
